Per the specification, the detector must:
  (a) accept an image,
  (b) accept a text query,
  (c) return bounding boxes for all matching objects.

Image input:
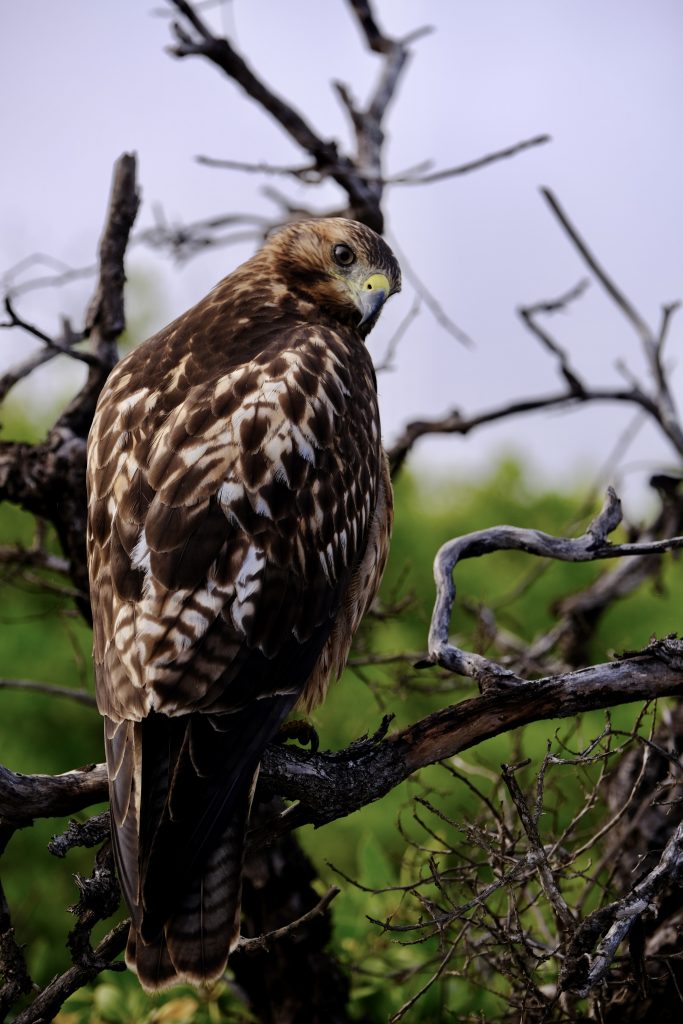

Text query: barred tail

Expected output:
[126,775,252,992]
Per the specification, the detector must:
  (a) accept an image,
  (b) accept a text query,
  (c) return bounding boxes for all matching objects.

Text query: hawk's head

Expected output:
[262,218,401,337]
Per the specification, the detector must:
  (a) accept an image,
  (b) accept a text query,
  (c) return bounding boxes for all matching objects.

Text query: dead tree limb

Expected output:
[0,153,139,616]
[387,188,682,473]
[9,920,129,1024]
[562,820,683,997]
[167,0,418,230]
[427,488,683,686]
[541,187,683,457]
[3,634,683,839]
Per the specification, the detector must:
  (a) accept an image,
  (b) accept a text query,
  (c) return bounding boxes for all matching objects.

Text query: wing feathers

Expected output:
[104,719,142,925]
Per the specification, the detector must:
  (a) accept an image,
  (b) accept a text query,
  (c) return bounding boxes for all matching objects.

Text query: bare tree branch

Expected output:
[541,187,653,349]
[0,297,95,367]
[0,153,139,615]
[387,384,660,475]
[3,638,683,842]
[196,133,551,190]
[388,133,551,186]
[427,488,683,685]
[0,679,95,708]
[1,252,95,299]
[60,152,141,437]
[563,821,683,997]
[166,0,424,230]
[518,279,590,394]
[136,204,268,262]
[235,885,340,954]
[538,476,683,667]
[10,920,129,1024]
[0,763,107,829]
[542,187,683,458]
[388,187,683,475]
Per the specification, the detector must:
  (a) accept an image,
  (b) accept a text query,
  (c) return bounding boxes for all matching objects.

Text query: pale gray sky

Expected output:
[2,1,682,511]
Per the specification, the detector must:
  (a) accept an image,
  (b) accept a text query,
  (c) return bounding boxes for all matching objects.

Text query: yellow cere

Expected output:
[363,273,391,293]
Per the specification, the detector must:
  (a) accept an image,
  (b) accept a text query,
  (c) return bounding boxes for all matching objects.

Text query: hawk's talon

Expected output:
[276,720,320,754]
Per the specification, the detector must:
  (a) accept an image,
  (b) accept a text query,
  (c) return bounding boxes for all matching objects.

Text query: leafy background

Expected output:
[1,388,679,1020]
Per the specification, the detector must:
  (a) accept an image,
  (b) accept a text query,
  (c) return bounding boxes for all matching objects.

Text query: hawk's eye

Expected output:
[332,243,355,267]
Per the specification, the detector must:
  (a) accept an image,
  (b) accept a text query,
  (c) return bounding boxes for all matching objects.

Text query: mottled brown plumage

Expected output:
[86,218,400,990]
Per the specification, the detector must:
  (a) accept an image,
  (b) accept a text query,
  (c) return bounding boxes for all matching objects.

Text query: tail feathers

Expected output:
[127,770,254,992]
[165,816,244,978]
[126,927,177,993]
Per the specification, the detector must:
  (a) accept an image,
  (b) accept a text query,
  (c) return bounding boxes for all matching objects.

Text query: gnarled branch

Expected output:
[0,153,139,616]
[3,638,683,839]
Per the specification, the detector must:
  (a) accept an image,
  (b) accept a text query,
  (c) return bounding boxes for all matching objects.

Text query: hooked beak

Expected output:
[356,273,391,326]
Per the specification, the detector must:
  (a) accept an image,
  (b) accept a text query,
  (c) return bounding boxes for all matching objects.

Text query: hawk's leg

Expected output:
[275,720,320,754]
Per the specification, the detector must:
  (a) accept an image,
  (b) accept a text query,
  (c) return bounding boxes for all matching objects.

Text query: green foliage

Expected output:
[56,976,257,1024]
[0,507,105,989]
[1,456,680,1020]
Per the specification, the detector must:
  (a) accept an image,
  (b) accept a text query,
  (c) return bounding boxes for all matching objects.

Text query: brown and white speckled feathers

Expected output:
[86,217,400,991]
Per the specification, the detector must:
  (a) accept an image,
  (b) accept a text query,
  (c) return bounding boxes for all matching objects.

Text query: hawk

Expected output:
[86,217,401,991]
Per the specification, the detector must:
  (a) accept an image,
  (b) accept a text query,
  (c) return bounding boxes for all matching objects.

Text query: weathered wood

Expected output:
[3,637,682,837]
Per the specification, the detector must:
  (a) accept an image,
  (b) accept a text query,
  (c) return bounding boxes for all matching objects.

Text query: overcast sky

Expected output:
[1,1,682,513]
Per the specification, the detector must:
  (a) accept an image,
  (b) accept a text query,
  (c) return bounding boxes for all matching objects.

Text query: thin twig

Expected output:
[1,297,97,368]
[387,233,473,348]
[391,133,551,185]
[235,886,340,954]
[389,938,460,1022]
[541,188,653,347]
[1,256,97,300]
[518,279,590,394]
[196,154,319,179]
[374,296,421,372]
[502,762,575,938]
[0,679,96,708]
[0,347,59,403]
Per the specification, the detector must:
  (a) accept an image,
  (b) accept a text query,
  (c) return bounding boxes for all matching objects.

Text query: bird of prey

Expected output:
[86,217,401,991]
